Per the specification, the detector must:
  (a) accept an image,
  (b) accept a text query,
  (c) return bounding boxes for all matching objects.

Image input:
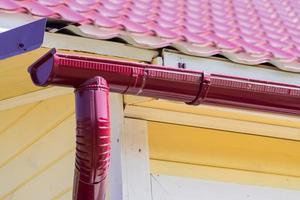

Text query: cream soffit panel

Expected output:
[150,160,300,191]
[150,174,300,200]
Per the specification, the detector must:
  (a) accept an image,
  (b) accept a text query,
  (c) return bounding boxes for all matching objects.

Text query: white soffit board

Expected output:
[0,13,38,31]
[151,174,300,200]
[0,27,8,33]
[163,50,300,85]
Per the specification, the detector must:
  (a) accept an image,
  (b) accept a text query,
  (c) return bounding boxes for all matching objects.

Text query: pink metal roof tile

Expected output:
[0,0,24,11]
[76,0,100,5]
[78,24,121,39]
[97,6,120,18]
[2,0,300,72]
[66,0,91,12]
[17,0,57,17]
[84,11,119,28]
[50,4,88,23]
[117,17,148,33]
[38,0,63,7]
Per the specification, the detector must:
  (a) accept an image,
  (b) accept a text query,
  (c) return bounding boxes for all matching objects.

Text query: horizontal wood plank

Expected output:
[0,48,50,101]
[0,103,36,133]
[125,105,300,140]
[0,94,74,167]
[148,121,300,178]
[151,160,300,191]
[3,151,75,200]
[151,172,300,200]
[0,87,73,111]
[124,95,300,129]
[0,115,75,198]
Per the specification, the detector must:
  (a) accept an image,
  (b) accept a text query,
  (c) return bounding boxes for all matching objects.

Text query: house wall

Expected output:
[2,94,300,199]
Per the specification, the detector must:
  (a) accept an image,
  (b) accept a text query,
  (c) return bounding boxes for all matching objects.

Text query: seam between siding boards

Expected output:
[1,149,75,199]
[0,112,75,169]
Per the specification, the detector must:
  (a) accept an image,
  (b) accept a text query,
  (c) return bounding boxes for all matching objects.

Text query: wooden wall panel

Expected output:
[0,48,50,100]
[148,121,300,189]
[0,94,75,200]
[0,115,75,198]
[150,173,300,200]
[0,103,36,133]
[0,94,74,167]
[3,151,75,200]
[150,160,300,191]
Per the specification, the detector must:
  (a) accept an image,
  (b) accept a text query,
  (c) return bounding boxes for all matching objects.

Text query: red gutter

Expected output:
[28,48,300,200]
[29,48,300,115]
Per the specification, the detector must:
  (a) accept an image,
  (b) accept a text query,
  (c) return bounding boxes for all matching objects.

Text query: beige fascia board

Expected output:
[43,32,159,62]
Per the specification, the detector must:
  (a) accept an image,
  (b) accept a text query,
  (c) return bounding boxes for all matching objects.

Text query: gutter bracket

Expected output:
[187,73,211,105]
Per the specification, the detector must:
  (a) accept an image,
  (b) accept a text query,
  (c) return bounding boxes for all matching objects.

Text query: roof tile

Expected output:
[17,0,57,17]
[66,0,91,12]
[38,0,63,7]
[2,0,300,72]
[50,4,87,22]
[85,11,118,28]
[0,0,23,11]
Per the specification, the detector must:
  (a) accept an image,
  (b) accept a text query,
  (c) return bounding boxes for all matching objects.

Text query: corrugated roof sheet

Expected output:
[1,0,300,72]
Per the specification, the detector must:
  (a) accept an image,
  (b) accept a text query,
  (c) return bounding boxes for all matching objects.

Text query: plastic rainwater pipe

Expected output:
[28,48,300,199]
[73,77,110,200]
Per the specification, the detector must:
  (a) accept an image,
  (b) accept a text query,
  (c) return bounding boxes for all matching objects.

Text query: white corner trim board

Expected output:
[107,93,125,200]
[122,118,152,200]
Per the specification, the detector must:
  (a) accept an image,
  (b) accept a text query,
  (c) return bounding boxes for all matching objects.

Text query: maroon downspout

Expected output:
[73,76,110,200]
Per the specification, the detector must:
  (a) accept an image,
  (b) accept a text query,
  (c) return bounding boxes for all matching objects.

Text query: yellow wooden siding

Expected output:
[0,94,74,167]
[0,103,36,133]
[148,121,300,190]
[0,48,51,101]
[0,94,75,200]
